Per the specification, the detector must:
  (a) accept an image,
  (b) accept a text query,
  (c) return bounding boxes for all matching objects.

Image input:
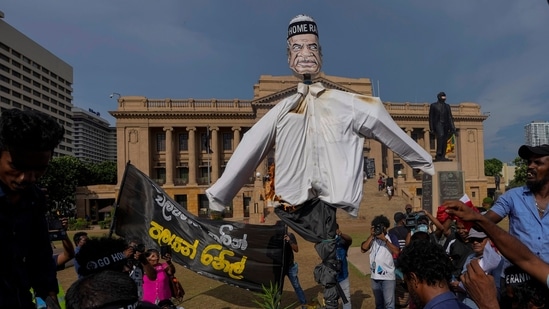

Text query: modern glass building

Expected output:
[72,107,116,163]
[525,121,549,146]
[0,11,74,157]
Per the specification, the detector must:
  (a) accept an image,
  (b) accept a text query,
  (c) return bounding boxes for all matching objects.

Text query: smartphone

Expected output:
[160,245,171,258]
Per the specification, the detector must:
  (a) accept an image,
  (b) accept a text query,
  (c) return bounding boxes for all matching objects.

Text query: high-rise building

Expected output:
[72,107,116,163]
[0,11,74,156]
[525,121,549,146]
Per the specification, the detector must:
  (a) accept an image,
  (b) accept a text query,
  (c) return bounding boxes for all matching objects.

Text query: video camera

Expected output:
[46,213,67,241]
[130,243,146,253]
[373,224,385,236]
[405,212,429,230]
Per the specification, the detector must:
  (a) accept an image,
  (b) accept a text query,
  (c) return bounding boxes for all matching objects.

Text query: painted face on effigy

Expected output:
[286,14,322,79]
[287,33,322,77]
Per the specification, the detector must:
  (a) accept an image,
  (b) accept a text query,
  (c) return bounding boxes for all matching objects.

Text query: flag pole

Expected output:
[109,160,131,238]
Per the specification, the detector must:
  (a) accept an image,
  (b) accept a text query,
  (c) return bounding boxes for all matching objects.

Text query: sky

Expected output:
[2,1,548,163]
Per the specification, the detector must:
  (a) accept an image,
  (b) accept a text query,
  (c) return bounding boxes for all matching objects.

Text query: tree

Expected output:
[508,157,527,188]
[39,156,86,216]
[484,158,503,176]
[39,157,118,215]
[83,160,117,185]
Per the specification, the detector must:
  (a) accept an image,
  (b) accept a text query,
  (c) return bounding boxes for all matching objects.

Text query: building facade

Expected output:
[110,73,489,219]
[525,121,549,146]
[0,12,74,156]
[72,107,117,163]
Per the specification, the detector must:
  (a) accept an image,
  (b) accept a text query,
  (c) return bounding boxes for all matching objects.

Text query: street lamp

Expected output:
[110,92,121,99]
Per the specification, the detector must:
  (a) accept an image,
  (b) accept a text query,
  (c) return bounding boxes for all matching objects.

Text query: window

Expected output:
[178,133,188,151]
[174,195,188,209]
[176,167,189,185]
[222,132,232,151]
[0,74,9,83]
[198,194,209,218]
[156,133,166,151]
[156,168,166,183]
[198,166,211,185]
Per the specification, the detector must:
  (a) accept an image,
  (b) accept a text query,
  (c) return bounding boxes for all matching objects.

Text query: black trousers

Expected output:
[275,199,341,309]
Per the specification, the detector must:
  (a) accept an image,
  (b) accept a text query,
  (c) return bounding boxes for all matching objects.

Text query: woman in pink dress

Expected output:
[142,248,176,305]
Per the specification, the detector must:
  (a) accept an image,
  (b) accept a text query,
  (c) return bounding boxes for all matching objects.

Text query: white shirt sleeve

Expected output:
[353,94,434,176]
[205,103,280,211]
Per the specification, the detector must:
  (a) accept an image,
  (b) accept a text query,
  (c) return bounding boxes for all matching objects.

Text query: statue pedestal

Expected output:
[422,161,463,214]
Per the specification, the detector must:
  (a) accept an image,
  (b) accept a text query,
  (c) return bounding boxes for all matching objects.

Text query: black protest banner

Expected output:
[113,163,285,291]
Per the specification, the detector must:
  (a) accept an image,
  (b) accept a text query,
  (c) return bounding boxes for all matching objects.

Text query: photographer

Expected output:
[404,210,447,246]
[361,215,400,309]
[124,241,155,300]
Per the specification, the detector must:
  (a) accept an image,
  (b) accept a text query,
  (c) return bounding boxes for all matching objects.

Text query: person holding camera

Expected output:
[124,241,155,300]
[361,215,400,309]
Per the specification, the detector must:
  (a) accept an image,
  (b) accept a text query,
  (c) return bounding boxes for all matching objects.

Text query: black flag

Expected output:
[113,163,285,291]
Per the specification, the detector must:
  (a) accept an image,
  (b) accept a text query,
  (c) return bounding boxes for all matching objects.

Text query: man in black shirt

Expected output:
[0,109,64,308]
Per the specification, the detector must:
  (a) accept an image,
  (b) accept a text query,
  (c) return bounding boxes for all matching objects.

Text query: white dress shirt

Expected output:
[206,82,434,216]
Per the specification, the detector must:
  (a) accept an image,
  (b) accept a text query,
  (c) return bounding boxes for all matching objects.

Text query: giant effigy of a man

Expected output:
[206,14,435,308]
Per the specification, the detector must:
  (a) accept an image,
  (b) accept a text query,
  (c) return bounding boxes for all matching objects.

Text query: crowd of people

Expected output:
[358,172,549,309]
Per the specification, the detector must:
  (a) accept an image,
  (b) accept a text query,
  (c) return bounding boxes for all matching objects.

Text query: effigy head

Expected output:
[287,14,322,79]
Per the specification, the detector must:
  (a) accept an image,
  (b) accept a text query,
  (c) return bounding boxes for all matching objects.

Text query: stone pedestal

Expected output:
[422,161,463,214]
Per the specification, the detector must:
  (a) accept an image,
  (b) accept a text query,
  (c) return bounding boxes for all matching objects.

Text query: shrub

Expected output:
[482,197,494,207]
[68,218,90,231]
[98,219,112,229]
[252,282,296,309]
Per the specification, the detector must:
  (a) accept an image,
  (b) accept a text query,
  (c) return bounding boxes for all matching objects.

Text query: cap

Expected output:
[416,224,429,234]
[394,212,406,222]
[467,228,487,239]
[518,144,549,160]
[504,265,532,286]
[437,92,446,99]
[287,14,318,39]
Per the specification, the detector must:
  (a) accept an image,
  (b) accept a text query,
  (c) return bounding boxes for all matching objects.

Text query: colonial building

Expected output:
[109,73,489,220]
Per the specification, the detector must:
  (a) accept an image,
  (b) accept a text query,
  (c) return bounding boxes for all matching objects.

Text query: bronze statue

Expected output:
[429,92,456,161]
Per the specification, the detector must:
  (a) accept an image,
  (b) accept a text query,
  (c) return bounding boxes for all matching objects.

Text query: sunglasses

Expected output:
[468,237,487,243]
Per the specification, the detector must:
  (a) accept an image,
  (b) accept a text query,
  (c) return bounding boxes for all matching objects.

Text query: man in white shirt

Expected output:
[361,215,400,309]
[206,14,434,308]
